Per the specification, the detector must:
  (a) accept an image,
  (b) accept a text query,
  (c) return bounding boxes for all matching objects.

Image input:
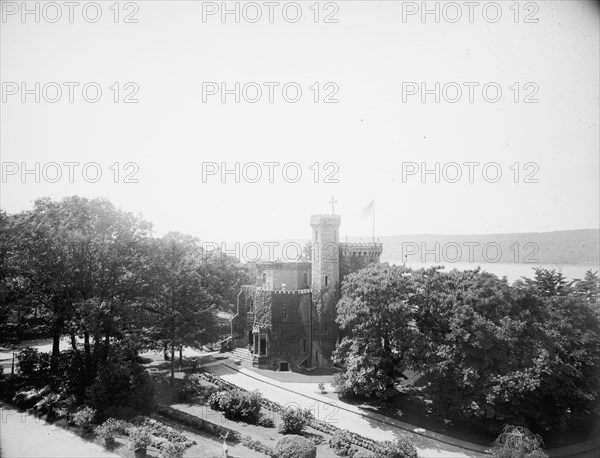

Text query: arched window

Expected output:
[262,272,267,284]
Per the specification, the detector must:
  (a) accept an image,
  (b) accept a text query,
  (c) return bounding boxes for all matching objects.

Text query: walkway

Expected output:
[0,403,120,458]
[206,362,489,458]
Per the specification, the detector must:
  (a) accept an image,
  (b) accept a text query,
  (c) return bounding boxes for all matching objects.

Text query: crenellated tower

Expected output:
[310,214,341,367]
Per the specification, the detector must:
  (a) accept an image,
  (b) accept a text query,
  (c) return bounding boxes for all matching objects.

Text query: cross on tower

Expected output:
[329,196,338,214]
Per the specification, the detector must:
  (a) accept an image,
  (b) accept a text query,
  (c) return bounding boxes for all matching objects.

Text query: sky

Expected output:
[1,0,598,244]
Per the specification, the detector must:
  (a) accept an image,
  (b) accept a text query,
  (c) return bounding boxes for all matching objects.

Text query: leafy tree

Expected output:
[5,197,152,375]
[333,263,419,399]
[416,268,600,433]
[145,233,215,382]
[492,425,548,458]
[573,270,600,314]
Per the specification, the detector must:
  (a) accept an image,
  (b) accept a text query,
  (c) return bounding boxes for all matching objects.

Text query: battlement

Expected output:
[340,243,383,257]
[256,261,311,271]
[257,288,312,295]
[339,243,383,248]
[310,214,341,226]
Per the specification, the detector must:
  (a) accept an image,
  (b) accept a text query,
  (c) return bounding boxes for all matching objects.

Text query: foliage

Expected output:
[257,414,275,428]
[209,388,262,423]
[492,425,548,458]
[373,439,419,458]
[94,417,124,440]
[128,426,153,450]
[131,416,195,448]
[73,406,96,428]
[86,357,154,421]
[333,264,419,399]
[352,452,376,458]
[159,441,188,458]
[273,435,317,458]
[277,406,312,435]
[334,263,600,433]
[155,404,239,441]
[329,430,355,456]
[178,374,218,401]
[17,347,50,382]
[241,435,274,456]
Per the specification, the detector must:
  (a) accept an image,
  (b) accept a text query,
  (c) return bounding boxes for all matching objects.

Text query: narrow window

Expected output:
[325,275,328,286]
[282,306,287,319]
[303,272,308,286]
[262,272,267,284]
[325,323,328,333]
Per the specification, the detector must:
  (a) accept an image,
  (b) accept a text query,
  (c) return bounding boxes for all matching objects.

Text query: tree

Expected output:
[332,264,419,399]
[416,268,600,433]
[4,196,152,376]
[573,270,600,314]
[146,233,215,383]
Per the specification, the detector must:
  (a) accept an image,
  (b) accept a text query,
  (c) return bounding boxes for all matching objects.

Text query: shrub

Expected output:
[257,414,275,428]
[181,374,217,398]
[156,404,239,441]
[318,382,326,393]
[87,359,154,421]
[128,426,153,451]
[160,441,187,458]
[241,435,274,456]
[352,452,376,458]
[492,425,548,458]
[94,418,123,442]
[73,406,96,429]
[17,348,50,382]
[278,407,312,435]
[273,435,317,458]
[211,389,262,423]
[374,439,418,458]
[207,391,222,410]
[131,416,194,448]
[329,430,355,456]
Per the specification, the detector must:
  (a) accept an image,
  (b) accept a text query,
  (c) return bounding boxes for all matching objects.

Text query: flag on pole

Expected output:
[361,198,374,218]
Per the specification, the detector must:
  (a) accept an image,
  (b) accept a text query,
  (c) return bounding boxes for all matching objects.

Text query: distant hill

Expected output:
[250,229,599,265]
[375,229,600,265]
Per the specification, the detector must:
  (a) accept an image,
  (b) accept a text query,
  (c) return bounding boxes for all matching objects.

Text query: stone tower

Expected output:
[310,214,341,366]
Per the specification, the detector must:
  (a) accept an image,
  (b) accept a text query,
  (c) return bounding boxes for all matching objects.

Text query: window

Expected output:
[279,362,289,371]
[259,335,268,356]
[303,272,308,286]
[262,273,267,284]
[325,323,328,332]
[282,306,287,319]
[315,351,318,363]
[315,230,318,239]
[325,275,328,286]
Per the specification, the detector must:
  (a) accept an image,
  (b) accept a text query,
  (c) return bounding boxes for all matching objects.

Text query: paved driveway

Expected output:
[207,362,489,458]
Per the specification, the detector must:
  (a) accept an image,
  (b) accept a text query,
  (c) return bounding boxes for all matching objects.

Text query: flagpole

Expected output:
[372,198,375,243]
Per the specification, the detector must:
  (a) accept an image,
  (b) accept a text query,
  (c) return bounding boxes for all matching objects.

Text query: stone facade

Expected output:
[230,213,382,371]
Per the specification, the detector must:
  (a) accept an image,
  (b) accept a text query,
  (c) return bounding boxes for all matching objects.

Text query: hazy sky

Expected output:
[1,0,598,243]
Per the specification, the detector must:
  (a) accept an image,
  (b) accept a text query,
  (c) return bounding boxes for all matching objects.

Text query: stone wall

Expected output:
[256,262,311,290]
[339,243,383,284]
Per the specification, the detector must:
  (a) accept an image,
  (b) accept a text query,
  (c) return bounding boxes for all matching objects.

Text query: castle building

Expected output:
[230,213,383,371]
